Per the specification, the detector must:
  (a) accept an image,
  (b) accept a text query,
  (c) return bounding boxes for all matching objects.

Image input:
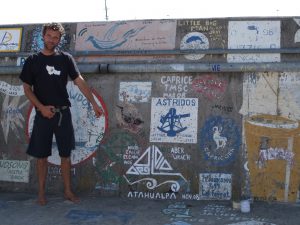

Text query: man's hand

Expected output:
[23,83,55,119]
[39,105,55,119]
[74,75,104,118]
[92,103,103,118]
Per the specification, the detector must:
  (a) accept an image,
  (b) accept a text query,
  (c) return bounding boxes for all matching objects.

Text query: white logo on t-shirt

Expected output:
[46,65,61,76]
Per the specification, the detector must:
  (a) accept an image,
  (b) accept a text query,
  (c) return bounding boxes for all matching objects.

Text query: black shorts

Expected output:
[27,108,75,158]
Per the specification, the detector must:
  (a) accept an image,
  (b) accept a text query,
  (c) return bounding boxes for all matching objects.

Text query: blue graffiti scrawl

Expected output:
[157,108,190,137]
[66,209,134,224]
[200,116,241,166]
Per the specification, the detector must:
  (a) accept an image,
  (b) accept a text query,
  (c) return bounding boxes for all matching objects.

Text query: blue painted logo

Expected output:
[200,116,241,166]
[157,108,190,137]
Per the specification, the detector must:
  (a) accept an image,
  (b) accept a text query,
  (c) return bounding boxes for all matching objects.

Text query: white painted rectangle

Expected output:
[199,173,232,200]
[0,28,22,52]
[75,20,176,51]
[0,160,30,183]
[228,21,280,63]
[150,98,198,143]
[119,82,152,103]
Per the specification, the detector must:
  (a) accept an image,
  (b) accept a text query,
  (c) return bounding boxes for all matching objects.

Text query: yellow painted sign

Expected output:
[0,28,22,52]
[245,114,300,202]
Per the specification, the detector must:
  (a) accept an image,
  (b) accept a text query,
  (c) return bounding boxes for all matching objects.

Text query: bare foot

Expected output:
[64,192,80,204]
[37,196,47,206]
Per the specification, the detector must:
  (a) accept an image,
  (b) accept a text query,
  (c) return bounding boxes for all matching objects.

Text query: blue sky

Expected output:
[0,0,298,25]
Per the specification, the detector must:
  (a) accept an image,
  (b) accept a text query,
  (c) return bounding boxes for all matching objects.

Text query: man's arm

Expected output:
[23,83,55,119]
[73,75,103,118]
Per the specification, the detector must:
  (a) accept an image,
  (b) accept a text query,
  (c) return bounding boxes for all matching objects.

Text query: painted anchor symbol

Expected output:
[157,108,190,137]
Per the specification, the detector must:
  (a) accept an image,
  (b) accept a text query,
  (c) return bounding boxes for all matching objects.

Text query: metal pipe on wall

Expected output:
[106,62,300,73]
[1,62,300,75]
[1,48,300,58]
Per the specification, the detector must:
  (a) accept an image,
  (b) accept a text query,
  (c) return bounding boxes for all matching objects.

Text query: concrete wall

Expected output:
[1,17,300,203]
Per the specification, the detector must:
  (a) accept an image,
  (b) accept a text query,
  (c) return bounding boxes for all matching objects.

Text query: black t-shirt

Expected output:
[19,51,80,107]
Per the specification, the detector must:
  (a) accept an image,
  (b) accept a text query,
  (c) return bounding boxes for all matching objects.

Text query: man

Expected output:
[19,22,103,205]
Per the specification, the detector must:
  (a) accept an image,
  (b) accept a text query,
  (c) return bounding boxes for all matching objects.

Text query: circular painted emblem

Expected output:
[180,32,209,60]
[200,116,240,166]
[26,82,108,165]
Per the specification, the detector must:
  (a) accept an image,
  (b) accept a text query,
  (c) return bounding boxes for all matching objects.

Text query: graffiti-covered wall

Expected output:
[1,17,300,203]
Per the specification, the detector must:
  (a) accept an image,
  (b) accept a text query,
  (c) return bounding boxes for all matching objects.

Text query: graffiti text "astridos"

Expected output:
[156,98,196,107]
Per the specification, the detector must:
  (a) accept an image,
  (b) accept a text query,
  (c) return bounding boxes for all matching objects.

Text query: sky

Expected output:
[0,0,299,25]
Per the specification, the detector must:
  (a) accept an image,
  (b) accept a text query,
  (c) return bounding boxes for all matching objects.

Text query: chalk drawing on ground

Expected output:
[162,202,192,218]
[227,221,276,225]
[164,222,191,225]
[66,209,135,224]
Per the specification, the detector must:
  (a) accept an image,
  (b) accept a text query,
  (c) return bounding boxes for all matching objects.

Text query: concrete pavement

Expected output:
[0,192,299,225]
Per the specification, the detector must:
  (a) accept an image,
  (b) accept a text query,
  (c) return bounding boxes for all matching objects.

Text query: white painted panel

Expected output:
[150,98,198,143]
[228,21,280,63]
[0,160,30,183]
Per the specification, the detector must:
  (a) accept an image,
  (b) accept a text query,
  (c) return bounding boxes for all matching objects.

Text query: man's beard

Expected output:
[44,42,57,52]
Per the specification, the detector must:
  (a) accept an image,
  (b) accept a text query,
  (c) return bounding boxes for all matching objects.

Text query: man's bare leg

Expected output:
[37,158,48,205]
[61,157,79,203]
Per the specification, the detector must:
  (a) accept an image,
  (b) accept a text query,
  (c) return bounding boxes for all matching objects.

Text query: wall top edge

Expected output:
[0,16,299,26]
